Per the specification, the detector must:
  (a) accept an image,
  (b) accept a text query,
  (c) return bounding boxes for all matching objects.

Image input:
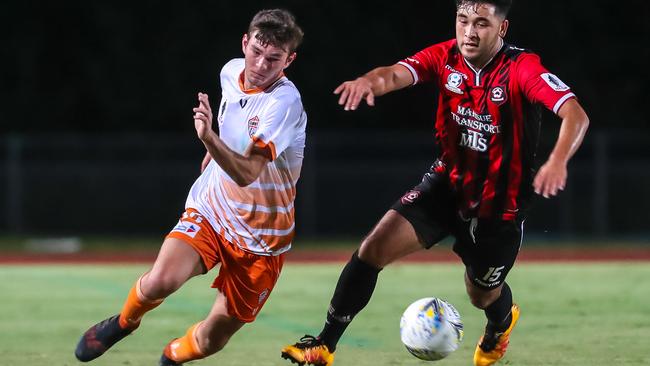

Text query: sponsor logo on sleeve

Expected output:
[540,73,570,92]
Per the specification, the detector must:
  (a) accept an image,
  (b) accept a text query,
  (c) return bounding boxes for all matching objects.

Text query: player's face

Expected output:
[455,3,508,67]
[242,32,296,90]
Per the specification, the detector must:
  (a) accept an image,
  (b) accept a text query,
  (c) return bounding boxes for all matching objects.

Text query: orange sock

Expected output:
[163,322,206,363]
[118,274,164,329]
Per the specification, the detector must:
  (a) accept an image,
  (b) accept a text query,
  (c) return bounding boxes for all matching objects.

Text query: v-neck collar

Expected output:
[462,39,506,86]
[238,71,285,94]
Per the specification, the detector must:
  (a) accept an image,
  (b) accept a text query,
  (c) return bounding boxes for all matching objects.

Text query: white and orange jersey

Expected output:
[185,58,307,256]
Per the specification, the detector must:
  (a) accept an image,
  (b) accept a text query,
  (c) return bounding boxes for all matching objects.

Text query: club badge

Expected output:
[248,116,259,137]
[400,190,421,205]
[490,86,507,105]
[445,72,464,94]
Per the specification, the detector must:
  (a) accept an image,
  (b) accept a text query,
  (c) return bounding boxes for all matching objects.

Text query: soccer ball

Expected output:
[399,297,464,361]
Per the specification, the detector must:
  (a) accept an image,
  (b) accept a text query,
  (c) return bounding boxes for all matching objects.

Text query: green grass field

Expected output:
[1,262,649,366]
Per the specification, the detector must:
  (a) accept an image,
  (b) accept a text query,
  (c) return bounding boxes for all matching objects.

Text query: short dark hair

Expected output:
[248,9,304,53]
[455,0,512,18]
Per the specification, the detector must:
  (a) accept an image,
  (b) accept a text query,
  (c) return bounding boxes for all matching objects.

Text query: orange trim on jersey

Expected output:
[208,184,294,253]
[252,136,277,160]
[207,192,251,249]
[258,232,295,249]
[220,177,296,209]
[257,166,301,187]
[234,208,295,231]
[239,71,285,94]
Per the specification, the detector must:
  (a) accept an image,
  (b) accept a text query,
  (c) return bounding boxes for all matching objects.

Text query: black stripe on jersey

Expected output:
[491,98,514,218]
[473,66,503,212]
[473,147,491,212]
[447,46,465,194]
[516,102,543,216]
[453,95,473,196]
[502,43,529,61]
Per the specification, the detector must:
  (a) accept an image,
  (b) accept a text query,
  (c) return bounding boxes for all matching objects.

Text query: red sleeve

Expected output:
[397,39,454,85]
[515,53,576,114]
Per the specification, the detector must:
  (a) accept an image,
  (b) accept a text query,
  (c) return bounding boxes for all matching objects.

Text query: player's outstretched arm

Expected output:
[193,92,270,186]
[533,98,589,198]
[334,64,414,111]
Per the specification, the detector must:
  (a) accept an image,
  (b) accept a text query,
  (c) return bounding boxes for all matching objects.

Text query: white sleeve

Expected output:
[252,93,304,160]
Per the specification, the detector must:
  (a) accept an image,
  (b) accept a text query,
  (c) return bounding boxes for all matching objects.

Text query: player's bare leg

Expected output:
[464,273,520,366]
[140,238,206,300]
[357,209,426,267]
[282,210,423,366]
[160,291,245,365]
[75,238,204,362]
[464,273,503,309]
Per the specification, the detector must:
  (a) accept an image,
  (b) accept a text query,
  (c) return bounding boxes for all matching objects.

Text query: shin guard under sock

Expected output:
[119,274,164,329]
[485,282,513,331]
[163,322,205,363]
[319,251,381,351]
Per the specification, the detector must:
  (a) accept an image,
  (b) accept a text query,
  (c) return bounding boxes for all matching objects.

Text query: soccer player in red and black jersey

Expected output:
[281,1,589,366]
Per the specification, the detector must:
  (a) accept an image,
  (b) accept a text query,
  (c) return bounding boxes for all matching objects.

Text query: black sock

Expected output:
[319,250,381,352]
[484,282,513,332]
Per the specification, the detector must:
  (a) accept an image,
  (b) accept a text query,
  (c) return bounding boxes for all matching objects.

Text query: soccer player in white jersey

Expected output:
[75,9,306,366]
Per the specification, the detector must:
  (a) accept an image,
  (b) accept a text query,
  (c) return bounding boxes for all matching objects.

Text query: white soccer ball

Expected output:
[399,297,464,361]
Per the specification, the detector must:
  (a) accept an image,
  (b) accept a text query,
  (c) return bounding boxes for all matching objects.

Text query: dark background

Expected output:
[1,1,649,239]
[3,0,649,133]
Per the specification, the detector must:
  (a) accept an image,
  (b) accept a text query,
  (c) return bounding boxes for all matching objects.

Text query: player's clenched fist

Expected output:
[193,92,214,141]
[334,77,375,111]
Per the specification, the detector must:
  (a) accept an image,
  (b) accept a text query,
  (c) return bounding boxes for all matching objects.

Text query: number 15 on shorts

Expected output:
[483,266,505,283]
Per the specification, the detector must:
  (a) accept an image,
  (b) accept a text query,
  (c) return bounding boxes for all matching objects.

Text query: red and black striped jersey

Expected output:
[399,39,575,220]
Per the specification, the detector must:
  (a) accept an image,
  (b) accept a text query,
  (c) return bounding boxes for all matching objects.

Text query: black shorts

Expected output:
[391,163,523,290]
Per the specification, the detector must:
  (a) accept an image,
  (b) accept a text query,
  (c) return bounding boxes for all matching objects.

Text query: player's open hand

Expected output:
[533,159,567,198]
[334,77,375,111]
[193,92,214,141]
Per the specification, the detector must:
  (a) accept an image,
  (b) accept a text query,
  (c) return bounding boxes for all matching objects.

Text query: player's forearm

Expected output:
[363,66,405,96]
[201,133,258,186]
[548,106,589,165]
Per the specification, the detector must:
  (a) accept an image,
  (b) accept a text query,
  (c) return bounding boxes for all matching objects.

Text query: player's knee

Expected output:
[358,236,387,268]
[142,271,182,298]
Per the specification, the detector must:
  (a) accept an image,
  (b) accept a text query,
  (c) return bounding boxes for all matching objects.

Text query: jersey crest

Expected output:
[247,115,260,137]
[490,86,508,105]
[445,72,464,94]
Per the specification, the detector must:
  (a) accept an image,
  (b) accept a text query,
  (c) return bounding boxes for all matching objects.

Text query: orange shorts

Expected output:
[166,208,284,322]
